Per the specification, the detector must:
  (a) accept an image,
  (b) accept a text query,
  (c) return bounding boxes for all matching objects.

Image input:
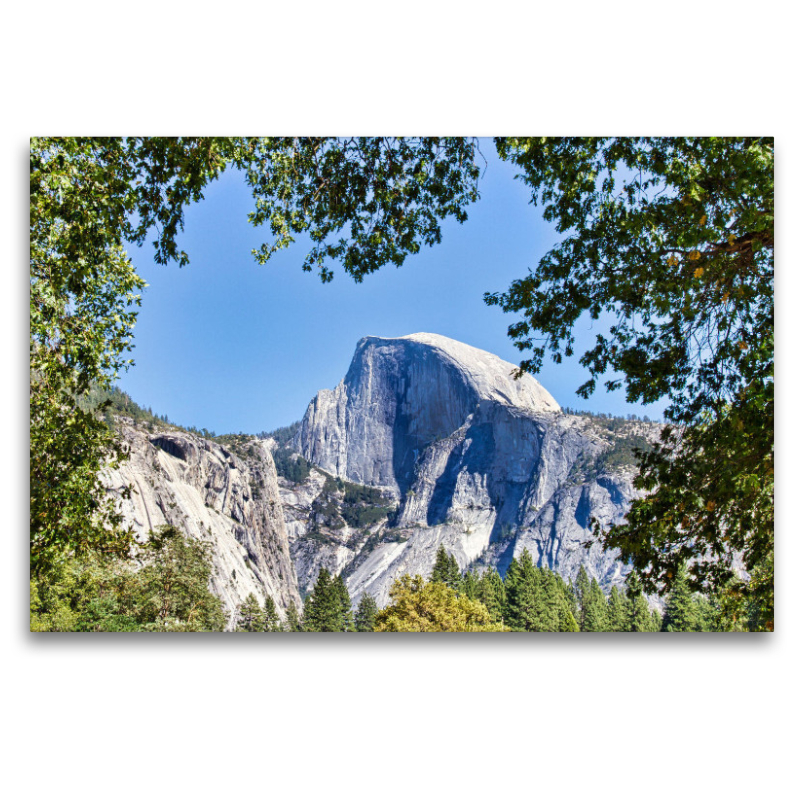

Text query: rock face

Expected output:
[291,333,657,606]
[104,422,302,625]
[294,333,561,497]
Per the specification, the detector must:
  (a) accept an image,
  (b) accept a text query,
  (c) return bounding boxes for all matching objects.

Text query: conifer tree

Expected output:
[553,572,580,631]
[694,595,717,632]
[558,602,581,632]
[284,601,302,632]
[661,562,699,632]
[650,608,663,632]
[302,568,346,632]
[504,549,542,631]
[626,571,653,632]
[354,593,379,632]
[575,565,591,628]
[539,569,563,632]
[431,546,452,585]
[236,593,266,632]
[463,569,479,601]
[430,546,464,593]
[262,595,282,632]
[565,578,580,623]
[582,579,610,632]
[332,574,353,632]
[447,552,464,594]
[477,567,506,624]
[607,585,628,632]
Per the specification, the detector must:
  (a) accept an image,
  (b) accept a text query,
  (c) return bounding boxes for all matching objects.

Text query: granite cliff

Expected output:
[104,421,302,624]
[288,333,659,606]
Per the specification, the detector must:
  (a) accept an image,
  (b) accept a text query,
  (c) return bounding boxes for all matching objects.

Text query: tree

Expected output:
[302,568,340,632]
[236,594,266,632]
[661,562,700,632]
[302,568,354,632]
[354,593,379,632]
[31,137,480,579]
[31,525,226,632]
[477,567,507,624]
[503,550,543,631]
[582,578,610,632]
[130,526,227,631]
[625,570,654,633]
[575,565,591,629]
[373,575,505,632]
[488,138,773,627]
[332,574,354,632]
[607,585,628,632]
[430,545,451,585]
[262,595,282,632]
[463,569,479,601]
[430,545,464,593]
[541,569,580,632]
[283,601,303,632]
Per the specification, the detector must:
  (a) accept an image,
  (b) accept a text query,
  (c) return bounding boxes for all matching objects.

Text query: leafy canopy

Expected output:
[489,137,773,622]
[373,575,505,632]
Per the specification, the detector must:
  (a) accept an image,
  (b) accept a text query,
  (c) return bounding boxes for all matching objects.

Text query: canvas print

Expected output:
[29,137,774,632]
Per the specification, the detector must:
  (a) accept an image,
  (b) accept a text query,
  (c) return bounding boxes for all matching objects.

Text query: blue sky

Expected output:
[118,140,667,434]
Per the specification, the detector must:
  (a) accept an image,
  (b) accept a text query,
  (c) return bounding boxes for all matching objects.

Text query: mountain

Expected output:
[288,333,659,606]
[103,332,659,619]
[104,421,301,621]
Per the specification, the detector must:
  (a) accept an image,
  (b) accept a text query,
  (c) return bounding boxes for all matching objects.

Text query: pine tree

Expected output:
[553,571,580,631]
[607,585,628,632]
[575,565,591,629]
[662,562,699,632]
[262,595,281,632]
[430,545,463,593]
[354,593,379,632]
[303,568,346,632]
[477,567,506,624]
[463,569,479,600]
[447,553,464,594]
[539,569,563,632]
[582,579,609,632]
[504,549,542,631]
[332,574,353,632]
[284,601,302,632]
[431,545,452,585]
[650,607,663,632]
[694,595,717,632]
[626,571,652,632]
[236,593,265,632]
[565,578,580,623]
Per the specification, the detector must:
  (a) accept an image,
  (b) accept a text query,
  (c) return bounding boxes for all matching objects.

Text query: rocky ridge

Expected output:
[102,332,661,618]
[288,333,661,606]
[104,421,302,625]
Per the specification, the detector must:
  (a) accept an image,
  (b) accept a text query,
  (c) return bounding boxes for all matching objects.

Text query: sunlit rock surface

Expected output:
[104,423,302,625]
[291,333,657,606]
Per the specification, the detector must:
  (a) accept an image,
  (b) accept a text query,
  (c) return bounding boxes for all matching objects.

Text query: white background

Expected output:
[3,3,796,798]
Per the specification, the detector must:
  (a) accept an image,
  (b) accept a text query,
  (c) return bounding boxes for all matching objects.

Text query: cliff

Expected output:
[290,333,658,606]
[103,421,302,624]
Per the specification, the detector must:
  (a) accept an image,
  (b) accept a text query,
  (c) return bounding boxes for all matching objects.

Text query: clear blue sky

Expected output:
[118,140,667,434]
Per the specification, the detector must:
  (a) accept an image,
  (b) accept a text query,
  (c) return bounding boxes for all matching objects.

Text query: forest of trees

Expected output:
[230,545,734,634]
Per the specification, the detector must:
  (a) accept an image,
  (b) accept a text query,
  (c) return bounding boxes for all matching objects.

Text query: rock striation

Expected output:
[104,422,302,625]
[290,333,658,606]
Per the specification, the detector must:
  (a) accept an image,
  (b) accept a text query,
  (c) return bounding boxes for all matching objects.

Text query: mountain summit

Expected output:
[290,333,654,604]
[293,333,560,496]
[389,333,560,412]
